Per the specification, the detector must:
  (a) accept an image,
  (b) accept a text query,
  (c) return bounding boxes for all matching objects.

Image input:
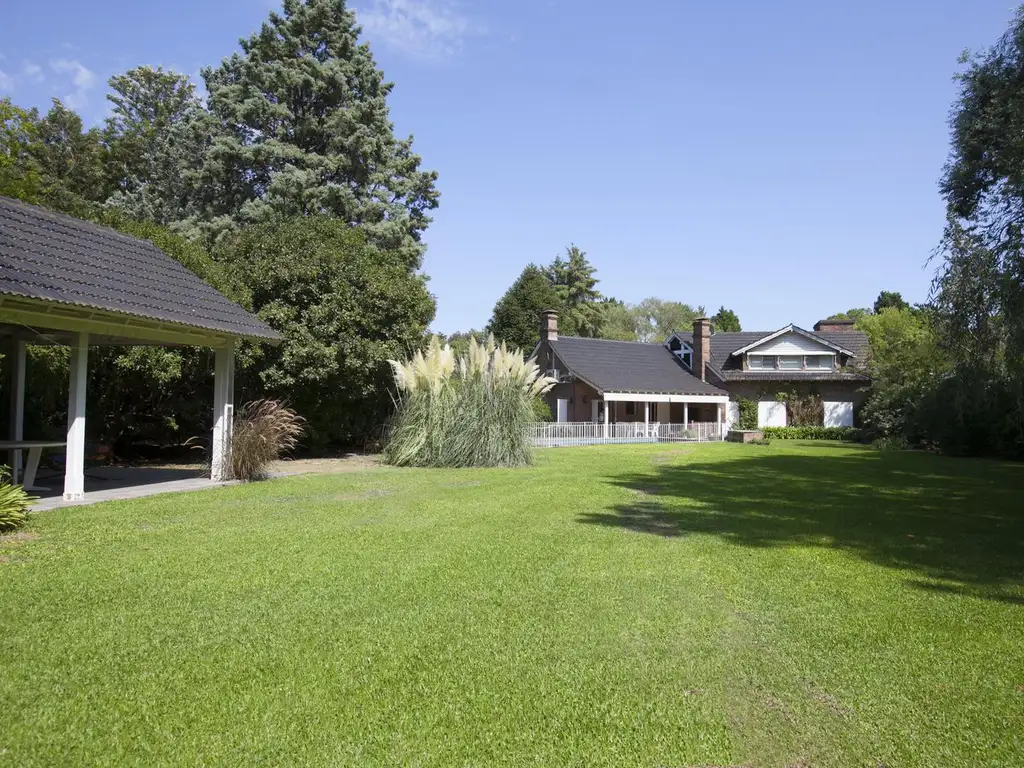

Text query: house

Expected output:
[536,312,869,429]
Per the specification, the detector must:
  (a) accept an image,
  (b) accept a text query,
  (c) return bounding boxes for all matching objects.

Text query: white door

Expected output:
[557,398,569,423]
[824,401,854,427]
[726,401,740,429]
[758,400,787,427]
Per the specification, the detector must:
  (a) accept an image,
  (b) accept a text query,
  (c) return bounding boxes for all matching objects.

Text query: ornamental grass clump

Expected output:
[384,335,556,468]
[231,400,305,481]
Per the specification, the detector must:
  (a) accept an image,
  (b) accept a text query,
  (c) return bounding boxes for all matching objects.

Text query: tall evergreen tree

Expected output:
[103,66,208,225]
[873,291,910,315]
[196,0,439,263]
[710,306,742,332]
[487,265,561,351]
[546,244,602,337]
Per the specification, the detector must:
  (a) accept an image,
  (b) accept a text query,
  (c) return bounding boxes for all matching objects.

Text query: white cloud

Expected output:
[49,58,97,109]
[355,0,482,58]
[22,62,44,83]
[0,69,13,93]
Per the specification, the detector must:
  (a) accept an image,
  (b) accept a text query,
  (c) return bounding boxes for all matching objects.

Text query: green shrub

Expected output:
[532,397,554,422]
[736,399,758,430]
[231,400,305,481]
[0,466,35,533]
[384,335,556,468]
[762,426,860,441]
[872,436,909,451]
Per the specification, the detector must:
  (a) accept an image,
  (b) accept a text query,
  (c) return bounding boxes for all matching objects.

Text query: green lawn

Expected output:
[2,441,1022,767]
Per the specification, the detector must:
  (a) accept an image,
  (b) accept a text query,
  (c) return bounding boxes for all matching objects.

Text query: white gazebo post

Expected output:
[683,402,689,430]
[7,339,26,482]
[603,400,609,440]
[211,342,235,482]
[63,332,88,500]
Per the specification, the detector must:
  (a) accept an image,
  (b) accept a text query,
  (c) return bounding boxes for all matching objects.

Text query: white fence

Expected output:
[527,422,725,448]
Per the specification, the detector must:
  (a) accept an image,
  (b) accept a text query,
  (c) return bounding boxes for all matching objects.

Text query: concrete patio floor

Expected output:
[31,467,231,510]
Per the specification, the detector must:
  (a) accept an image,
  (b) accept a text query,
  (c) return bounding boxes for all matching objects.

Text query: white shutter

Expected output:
[758,400,787,427]
[824,401,854,427]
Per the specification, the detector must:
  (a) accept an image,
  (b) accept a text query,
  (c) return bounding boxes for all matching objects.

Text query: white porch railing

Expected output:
[527,422,725,448]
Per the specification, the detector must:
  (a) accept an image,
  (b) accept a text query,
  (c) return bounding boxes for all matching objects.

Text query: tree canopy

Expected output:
[710,306,742,332]
[487,265,560,352]
[195,0,438,263]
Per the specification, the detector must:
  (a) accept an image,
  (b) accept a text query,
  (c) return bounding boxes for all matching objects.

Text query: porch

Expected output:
[528,420,725,448]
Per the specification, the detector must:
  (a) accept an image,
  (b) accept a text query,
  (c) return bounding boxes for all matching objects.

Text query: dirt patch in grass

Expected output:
[0,530,40,564]
[806,680,852,718]
[651,448,694,464]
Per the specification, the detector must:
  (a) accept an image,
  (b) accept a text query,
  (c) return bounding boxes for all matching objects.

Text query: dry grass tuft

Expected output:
[231,400,305,482]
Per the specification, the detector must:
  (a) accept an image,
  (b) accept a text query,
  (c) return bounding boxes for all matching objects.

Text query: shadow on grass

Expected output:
[580,445,1024,605]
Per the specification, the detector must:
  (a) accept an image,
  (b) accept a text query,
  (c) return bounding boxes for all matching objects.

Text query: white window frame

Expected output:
[778,355,802,370]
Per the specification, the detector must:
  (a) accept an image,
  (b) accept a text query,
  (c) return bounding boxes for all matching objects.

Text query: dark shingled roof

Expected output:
[675,326,870,382]
[550,336,728,396]
[0,196,281,342]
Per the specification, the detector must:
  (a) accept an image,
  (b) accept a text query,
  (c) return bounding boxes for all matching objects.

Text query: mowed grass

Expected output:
[1,442,1023,767]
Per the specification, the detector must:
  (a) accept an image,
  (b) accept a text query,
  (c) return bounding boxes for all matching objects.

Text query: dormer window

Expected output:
[669,338,693,369]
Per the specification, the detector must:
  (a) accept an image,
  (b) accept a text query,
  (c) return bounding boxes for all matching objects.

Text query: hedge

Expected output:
[761,426,861,441]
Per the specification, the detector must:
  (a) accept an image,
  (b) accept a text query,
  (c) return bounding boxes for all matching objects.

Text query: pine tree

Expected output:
[546,244,602,337]
[197,0,438,264]
[103,66,207,225]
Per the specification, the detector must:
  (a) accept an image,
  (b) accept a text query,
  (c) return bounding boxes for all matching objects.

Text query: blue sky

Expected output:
[0,0,1016,334]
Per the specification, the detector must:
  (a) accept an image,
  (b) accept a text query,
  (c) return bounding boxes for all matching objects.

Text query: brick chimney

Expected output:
[540,310,559,343]
[692,317,711,381]
[813,318,856,333]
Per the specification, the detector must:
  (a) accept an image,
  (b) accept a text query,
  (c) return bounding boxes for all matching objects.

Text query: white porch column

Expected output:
[644,401,649,429]
[211,342,235,482]
[63,332,88,500]
[683,402,689,430]
[603,400,609,439]
[7,340,26,482]
[717,402,724,438]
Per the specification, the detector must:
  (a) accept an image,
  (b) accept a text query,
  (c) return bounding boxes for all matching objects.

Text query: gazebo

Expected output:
[0,196,282,500]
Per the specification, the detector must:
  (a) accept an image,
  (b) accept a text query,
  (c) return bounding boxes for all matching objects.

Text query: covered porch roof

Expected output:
[0,196,280,501]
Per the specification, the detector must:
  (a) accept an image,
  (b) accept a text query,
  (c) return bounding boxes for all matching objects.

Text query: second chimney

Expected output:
[541,309,559,343]
[692,317,711,381]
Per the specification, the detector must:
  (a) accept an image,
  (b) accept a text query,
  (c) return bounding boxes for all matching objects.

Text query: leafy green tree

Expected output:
[546,244,603,337]
[445,330,487,359]
[103,66,208,225]
[30,100,105,217]
[596,298,638,341]
[221,216,436,446]
[827,308,871,323]
[632,298,704,342]
[0,98,43,202]
[196,0,438,264]
[932,8,1024,455]
[873,291,910,315]
[487,265,560,351]
[857,307,945,445]
[710,306,741,332]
